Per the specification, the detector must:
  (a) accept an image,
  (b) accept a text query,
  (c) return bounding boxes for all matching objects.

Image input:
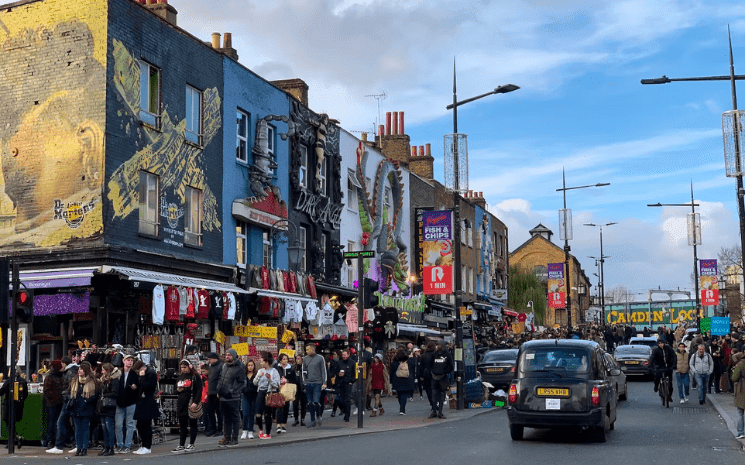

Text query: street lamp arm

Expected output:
[556,182,611,192]
[647,203,699,207]
[445,84,520,110]
[641,74,745,84]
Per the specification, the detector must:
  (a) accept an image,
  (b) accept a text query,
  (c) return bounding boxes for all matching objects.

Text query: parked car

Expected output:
[603,352,627,401]
[477,349,519,390]
[613,345,653,377]
[628,337,658,348]
[507,339,618,443]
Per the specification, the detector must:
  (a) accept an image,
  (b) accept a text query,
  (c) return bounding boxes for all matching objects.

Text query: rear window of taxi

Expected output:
[518,348,592,376]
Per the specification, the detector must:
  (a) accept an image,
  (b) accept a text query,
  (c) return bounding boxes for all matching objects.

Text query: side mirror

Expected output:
[610,368,621,376]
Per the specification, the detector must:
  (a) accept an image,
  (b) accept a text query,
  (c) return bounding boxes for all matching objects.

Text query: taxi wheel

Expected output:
[510,424,524,441]
[619,382,627,401]
[592,412,608,443]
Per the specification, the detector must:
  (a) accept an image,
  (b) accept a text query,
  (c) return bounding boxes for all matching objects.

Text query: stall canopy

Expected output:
[247,287,318,303]
[20,267,97,290]
[100,266,248,294]
[398,323,442,336]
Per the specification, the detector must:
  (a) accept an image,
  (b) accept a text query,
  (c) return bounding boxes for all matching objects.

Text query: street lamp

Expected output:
[446,59,518,410]
[270,219,303,272]
[647,181,702,327]
[556,168,610,329]
[641,26,745,302]
[585,222,617,328]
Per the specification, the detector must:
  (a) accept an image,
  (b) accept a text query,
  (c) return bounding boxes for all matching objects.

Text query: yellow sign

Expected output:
[232,343,249,356]
[279,348,295,359]
[213,330,225,345]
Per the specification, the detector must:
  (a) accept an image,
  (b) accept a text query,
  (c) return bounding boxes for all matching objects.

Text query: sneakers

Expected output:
[371,409,378,418]
[172,445,185,453]
[737,434,745,439]
[247,432,254,439]
[276,428,283,435]
[258,432,271,440]
[428,412,437,419]
[680,399,685,404]
[226,440,239,447]
[117,447,131,454]
[218,437,229,446]
[133,447,151,455]
[330,411,336,417]
[353,408,358,415]
[185,444,195,451]
[46,446,63,454]
[307,422,316,428]
[240,431,248,440]
[68,448,77,454]
[292,420,300,427]
[437,413,446,419]
[399,411,406,415]
[280,427,287,433]
[317,416,323,426]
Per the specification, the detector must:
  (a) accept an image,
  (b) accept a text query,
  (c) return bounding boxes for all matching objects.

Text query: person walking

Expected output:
[96,363,120,456]
[205,352,223,438]
[69,361,99,456]
[674,342,690,404]
[302,343,327,428]
[708,338,725,394]
[172,360,202,453]
[41,360,65,450]
[689,343,714,405]
[730,352,745,439]
[241,359,258,439]
[275,353,296,433]
[428,343,455,419]
[46,355,77,454]
[114,354,139,454]
[420,342,436,412]
[336,349,356,422]
[254,351,280,439]
[368,353,389,417]
[291,354,307,427]
[132,361,158,455]
[217,348,245,446]
[390,348,415,415]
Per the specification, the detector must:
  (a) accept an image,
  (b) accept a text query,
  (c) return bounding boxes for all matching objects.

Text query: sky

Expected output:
[174,0,745,303]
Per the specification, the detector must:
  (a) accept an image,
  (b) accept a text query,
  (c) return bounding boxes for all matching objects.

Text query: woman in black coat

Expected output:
[96,363,120,456]
[132,361,158,455]
[390,349,416,415]
[69,361,99,456]
[173,360,202,452]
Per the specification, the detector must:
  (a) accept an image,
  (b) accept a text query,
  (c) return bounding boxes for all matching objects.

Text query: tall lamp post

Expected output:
[641,27,745,300]
[647,181,702,327]
[446,60,518,410]
[556,169,610,329]
[585,222,617,327]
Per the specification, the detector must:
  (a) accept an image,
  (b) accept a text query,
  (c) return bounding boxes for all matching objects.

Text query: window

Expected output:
[347,170,359,211]
[469,267,474,294]
[534,265,548,283]
[184,186,202,247]
[318,156,327,196]
[321,233,328,271]
[299,145,309,189]
[262,230,273,268]
[298,226,307,271]
[139,61,160,126]
[462,265,467,290]
[185,85,202,144]
[468,223,473,247]
[461,220,466,244]
[347,240,356,285]
[266,125,275,157]
[384,187,392,224]
[138,171,159,236]
[236,110,248,162]
[236,221,247,267]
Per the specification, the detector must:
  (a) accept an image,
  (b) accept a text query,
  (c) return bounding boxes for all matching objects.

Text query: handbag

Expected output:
[100,396,117,408]
[280,382,297,402]
[266,391,286,408]
[188,402,203,419]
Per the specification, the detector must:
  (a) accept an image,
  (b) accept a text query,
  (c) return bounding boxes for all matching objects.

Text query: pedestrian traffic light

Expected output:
[15,288,33,324]
[363,278,379,308]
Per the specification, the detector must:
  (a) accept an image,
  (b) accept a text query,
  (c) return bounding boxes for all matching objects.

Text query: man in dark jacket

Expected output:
[205,352,223,437]
[425,343,454,419]
[46,354,78,454]
[42,360,65,448]
[114,354,139,453]
[217,349,245,446]
[651,339,677,401]
[336,349,356,422]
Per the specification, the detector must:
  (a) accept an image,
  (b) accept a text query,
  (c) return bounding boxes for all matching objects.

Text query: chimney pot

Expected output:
[223,32,232,49]
[425,143,431,157]
[211,33,221,49]
[419,146,424,157]
[378,124,385,137]
[411,147,417,158]
[392,111,398,135]
[399,112,405,135]
[385,112,391,136]
[361,132,368,142]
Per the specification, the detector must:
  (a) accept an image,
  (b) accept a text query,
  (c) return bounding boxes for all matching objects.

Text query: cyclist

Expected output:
[651,338,677,402]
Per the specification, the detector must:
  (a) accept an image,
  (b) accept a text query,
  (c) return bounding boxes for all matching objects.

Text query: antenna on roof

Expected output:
[365,92,387,130]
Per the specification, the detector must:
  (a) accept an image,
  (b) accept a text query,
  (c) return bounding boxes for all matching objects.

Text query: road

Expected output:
[6,378,743,464]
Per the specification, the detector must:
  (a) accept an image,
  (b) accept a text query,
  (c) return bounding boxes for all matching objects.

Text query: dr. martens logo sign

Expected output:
[54,199,96,229]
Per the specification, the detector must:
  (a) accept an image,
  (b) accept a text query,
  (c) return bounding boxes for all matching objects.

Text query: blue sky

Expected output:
[175,0,745,302]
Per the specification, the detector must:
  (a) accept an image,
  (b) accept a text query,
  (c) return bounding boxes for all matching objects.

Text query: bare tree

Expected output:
[718,245,743,320]
[605,285,635,304]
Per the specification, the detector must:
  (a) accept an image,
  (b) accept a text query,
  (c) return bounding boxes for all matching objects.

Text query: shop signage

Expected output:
[232,342,249,356]
[491,289,508,301]
[605,301,697,325]
[547,263,565,309]
[235,325,278,339]
[699,259,719,306]
[160,195,184,248]
[711,317,729,336]
[422,210,453,295]
[424,314,450,324]
[294,189,343,228]
[344,250,375,259]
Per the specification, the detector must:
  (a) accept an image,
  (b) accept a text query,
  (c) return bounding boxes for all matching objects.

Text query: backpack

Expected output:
[396,360,410,378]
[431,354,448,380]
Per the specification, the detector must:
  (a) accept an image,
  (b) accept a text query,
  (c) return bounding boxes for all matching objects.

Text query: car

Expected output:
[613,345,653,377]
[603,352,628,401]
[506,339,618,443]
[476,349,519,390]
[628,337,658,348]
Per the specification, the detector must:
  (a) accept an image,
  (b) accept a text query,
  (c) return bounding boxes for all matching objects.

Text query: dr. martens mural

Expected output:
[107,39,222,237]
[0,4,107,248]
[354,142,409,292]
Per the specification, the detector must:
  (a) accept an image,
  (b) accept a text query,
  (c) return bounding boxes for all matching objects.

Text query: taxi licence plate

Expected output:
[486,367,505,373]
[625,361,640,365]
[537,388,569,397]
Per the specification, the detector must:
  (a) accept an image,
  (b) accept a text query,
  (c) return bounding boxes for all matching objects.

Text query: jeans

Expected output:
[115,404,136,448]
[72,416,91,451]
[694,373,709,403]
[44,404,62,447]
[737,407,744,436]
[205,394,223,433]
[178,414,198,446]
[221,400,241,440]
[397,390,412,413]
[100,416,115,448]
[55,404,73,448]
[241,393,256,431]
[675,372,690,400]
[306,383,322,422]
[293,388,307,422]
[254,391,274,435]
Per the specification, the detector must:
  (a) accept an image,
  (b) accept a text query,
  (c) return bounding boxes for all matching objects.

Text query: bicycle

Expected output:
[658,374,671,408]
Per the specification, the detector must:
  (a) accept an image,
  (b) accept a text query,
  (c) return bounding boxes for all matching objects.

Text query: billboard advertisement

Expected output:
[422,210,453,295]
[699,259,719,306]
[547,262,565,308]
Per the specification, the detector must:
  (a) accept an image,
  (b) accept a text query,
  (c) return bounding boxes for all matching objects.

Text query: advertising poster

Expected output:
[422,210,453,294]
[547,263,566,308]
[699,259,719,306]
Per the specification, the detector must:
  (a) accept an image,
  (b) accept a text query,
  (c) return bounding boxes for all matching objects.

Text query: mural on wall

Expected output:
[354,142,409,292]
[476,210,493,299]
[0,16,106,248]
[107,39,222,239]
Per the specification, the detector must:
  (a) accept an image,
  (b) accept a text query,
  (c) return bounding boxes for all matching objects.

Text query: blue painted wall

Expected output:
[221,58,291,269]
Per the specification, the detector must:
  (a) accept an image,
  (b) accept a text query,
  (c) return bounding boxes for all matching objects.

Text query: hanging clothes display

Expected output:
[152,284,165,325]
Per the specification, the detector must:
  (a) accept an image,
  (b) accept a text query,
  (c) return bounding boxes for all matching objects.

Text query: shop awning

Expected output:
[247,287,318,303]
[100,266,248,294]
[398,323,442,336]
[20,267,97,290]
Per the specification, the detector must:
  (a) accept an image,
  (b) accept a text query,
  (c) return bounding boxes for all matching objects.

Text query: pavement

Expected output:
[5,394,497,458]
[705,388,745,443]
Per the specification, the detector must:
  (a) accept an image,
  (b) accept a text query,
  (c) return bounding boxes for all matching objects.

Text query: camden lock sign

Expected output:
[295,190,343,228]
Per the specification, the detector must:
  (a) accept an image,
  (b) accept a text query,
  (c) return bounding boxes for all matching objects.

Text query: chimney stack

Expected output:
[409,141,434,181]
[385,112,392,135]
[271,79,309,106]
[392,111,398,135]
[211,33,221,49]
[218,32,239,60]
[143,0,178,26]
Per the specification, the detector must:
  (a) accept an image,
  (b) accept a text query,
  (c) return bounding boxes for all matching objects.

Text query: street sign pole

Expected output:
[8,262,18,454]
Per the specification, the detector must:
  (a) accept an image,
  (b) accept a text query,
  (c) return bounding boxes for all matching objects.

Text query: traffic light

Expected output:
[15,288,33,324]
[363,278,379,308]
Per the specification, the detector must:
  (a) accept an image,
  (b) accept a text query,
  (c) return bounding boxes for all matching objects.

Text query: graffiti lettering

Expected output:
[54,199,96,229]
[606,309,698,325]
[294,190,342,228]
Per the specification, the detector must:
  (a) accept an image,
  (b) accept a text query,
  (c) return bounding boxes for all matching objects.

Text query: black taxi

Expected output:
[506,339,618,442]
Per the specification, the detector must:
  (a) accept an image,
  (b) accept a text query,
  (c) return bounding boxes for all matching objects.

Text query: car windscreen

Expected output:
[518,348,591,375]
[481,350,518,363]
[615,346,651,356]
